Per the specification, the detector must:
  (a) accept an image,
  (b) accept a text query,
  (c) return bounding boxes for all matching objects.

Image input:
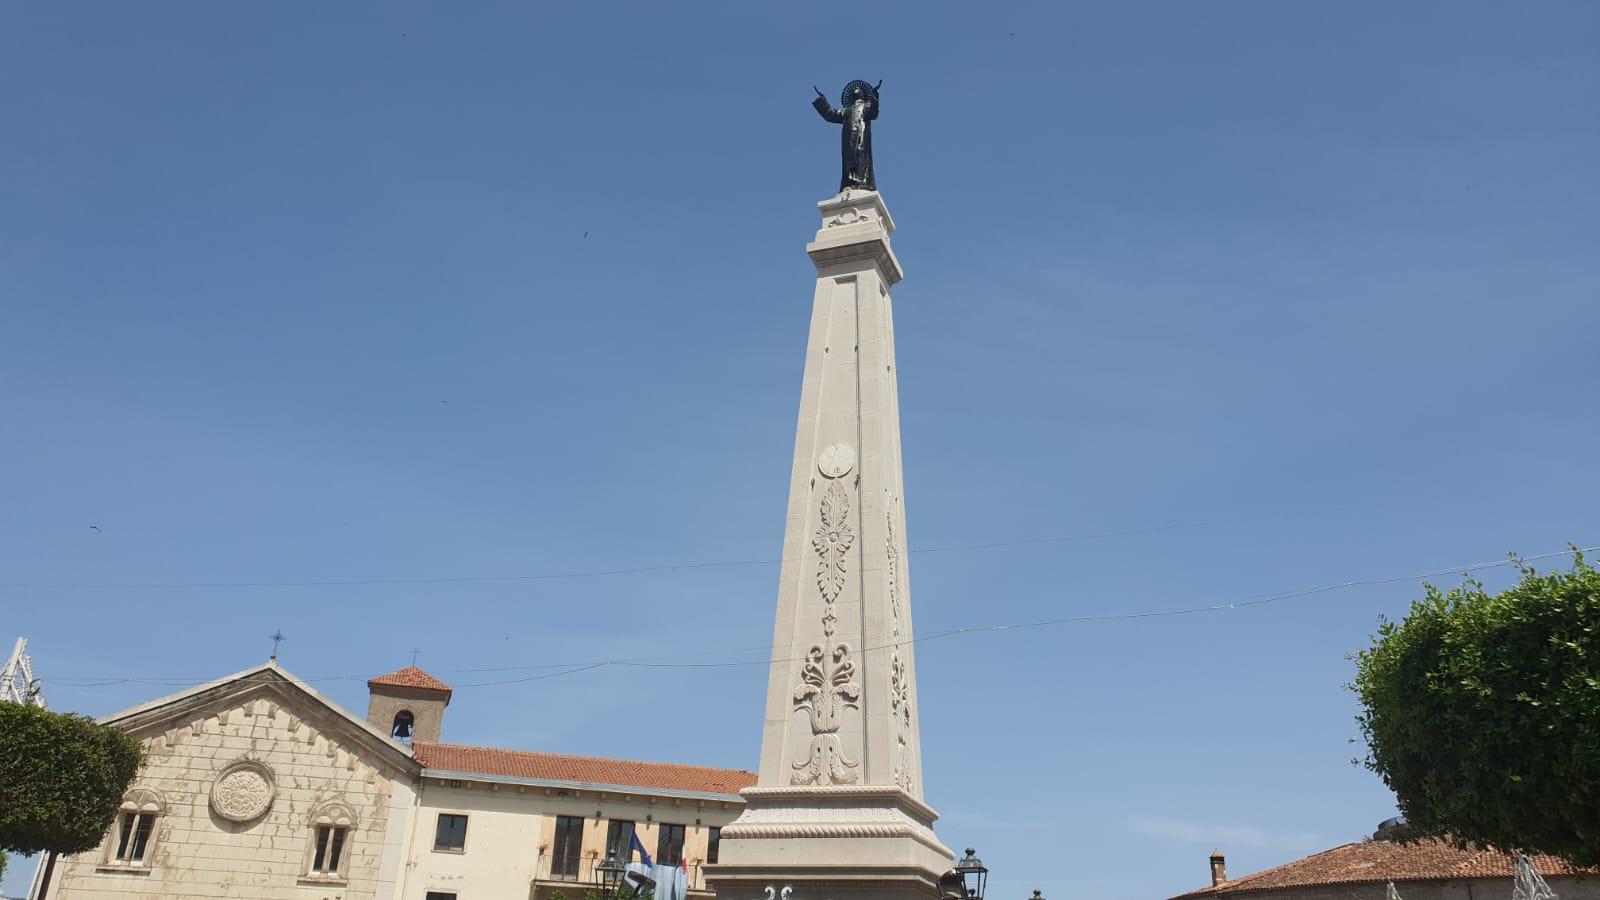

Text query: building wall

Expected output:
[1220,877,1600,900]
[49,695,414,900]
[401,779,741,900]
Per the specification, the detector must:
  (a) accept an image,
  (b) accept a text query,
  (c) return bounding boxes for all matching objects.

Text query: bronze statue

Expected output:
[812,79,882,193]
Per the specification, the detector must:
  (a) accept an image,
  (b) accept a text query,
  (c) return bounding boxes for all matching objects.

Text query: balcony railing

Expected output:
[531,856,712,898]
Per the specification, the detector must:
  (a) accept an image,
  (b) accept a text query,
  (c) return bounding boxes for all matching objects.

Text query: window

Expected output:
[656,823,686,867]
[706,826,721,865]
[434,813,468,852]
[309,825,349,876]
[112,812,156,864]
[551,815,584,880]
[425,893,457,900]
[304,801,357,881]
[606,819,636,861]
[391,710,415,743]
[104,789,164,868]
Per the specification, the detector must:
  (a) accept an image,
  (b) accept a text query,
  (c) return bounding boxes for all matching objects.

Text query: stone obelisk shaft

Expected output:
[709,190,950,900]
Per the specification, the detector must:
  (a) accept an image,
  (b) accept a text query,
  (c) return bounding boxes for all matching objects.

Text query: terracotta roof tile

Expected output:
[1173,840,1583,899]
[367,666,452,699]
[413,742,756,796]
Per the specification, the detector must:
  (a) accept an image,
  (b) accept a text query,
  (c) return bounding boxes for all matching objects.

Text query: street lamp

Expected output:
[955,848,989,900]
[597,853,626,899]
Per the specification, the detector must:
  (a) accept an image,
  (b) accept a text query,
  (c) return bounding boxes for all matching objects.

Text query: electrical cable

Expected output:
[37,544,1595,691]
[0,508,1356,591]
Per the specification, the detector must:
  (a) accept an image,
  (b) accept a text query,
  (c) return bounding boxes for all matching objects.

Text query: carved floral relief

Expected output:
[812,480,855,614]
[791,643,861,786]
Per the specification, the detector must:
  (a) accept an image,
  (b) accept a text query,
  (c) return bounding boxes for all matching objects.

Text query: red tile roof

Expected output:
[367,666,452,699]
[1173,840,1583,898]
[413,742,756,796]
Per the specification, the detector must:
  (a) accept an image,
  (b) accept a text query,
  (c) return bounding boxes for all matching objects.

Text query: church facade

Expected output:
[31,662,753,900]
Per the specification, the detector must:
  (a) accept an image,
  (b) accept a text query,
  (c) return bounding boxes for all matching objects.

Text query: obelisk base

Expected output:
[706,786,954,900]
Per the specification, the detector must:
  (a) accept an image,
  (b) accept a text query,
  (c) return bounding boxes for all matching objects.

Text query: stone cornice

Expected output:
[806,190,904,284]
[738,784,941,824]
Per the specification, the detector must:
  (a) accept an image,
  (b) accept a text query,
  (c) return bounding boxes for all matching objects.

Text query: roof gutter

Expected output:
[419,767,746,804]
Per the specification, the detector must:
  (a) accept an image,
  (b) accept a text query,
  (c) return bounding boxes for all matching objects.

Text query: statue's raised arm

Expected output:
[812,87,844,125]
[811,79,881,193]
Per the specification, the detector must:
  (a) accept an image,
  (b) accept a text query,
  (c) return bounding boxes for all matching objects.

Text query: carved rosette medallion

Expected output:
[790,643,861,785]
[816,442,856,479]
[210,759,275,823]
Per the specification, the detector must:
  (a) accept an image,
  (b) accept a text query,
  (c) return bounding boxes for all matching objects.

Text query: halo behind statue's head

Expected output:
[842,80,876,104]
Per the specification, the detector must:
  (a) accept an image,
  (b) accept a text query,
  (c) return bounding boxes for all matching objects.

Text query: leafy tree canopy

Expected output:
[1353,552,1600,867]
[0,702,145,856]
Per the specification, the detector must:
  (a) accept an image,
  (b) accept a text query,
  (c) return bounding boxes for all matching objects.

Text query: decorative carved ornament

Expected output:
[812,480,855,623]
[791,644,861,786]
[895,735,916,795]
[210,759,275,823]
[310,799,358,828]
[825,205,881,229]
[120,788,166,814]
[816,442,856,479]
[886,496,902,639]
[890,652,911,728]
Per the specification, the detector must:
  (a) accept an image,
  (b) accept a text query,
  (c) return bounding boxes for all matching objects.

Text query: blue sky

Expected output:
[3,2,1598,897]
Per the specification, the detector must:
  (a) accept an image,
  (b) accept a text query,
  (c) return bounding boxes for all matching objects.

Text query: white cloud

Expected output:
[1128,817,1320,852]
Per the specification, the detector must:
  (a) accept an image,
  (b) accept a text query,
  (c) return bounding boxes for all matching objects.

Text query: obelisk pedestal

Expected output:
[706,190,953,900]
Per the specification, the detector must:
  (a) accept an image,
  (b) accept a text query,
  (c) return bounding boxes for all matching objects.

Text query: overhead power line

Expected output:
[39,543,1595,692]
[0,509,1353,591]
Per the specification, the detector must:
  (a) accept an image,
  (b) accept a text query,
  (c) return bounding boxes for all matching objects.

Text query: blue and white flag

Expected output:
[629,831,654,867]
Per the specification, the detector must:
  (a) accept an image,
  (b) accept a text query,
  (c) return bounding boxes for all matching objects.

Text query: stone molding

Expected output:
[724,788,951,859]
[806,190,903,284]
[737,785,941,824]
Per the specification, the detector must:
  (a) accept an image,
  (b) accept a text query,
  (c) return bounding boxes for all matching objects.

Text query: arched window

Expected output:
[106,789,165,867]
[391,710,415,743]
[305,800,358,882]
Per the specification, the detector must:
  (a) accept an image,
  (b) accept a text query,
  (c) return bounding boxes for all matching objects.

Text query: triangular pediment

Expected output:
[102,662,417,779]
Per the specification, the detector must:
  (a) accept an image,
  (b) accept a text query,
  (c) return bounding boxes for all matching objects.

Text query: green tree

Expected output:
[0,702,145,856]
[1352,553,1600,867]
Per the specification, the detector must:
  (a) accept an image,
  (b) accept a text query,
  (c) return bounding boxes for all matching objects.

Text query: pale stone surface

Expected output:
[708,190,951,900]
[36,663,751,900]
[46,664,416,900]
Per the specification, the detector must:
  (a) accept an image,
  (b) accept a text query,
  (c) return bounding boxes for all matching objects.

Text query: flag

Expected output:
[630,831,654,868]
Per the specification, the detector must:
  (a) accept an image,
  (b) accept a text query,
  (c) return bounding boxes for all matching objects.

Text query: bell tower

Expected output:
[366,665,452,744]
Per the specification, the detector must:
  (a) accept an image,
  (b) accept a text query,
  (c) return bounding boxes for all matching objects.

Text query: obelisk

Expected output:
[707,80,952,900]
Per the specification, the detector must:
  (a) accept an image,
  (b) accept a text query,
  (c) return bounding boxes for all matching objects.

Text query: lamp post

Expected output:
[955,848,989,900]
[597,853,626,899]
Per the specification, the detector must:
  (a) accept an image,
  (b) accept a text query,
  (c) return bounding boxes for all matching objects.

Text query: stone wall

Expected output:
[50,694,415,900]
[365,687,448,745]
